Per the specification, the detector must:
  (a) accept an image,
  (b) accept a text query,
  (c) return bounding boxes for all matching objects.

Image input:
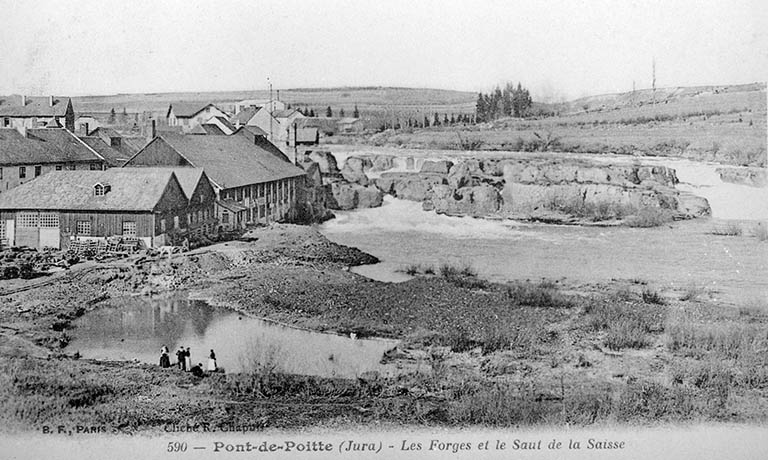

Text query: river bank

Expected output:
[1,224,767,433]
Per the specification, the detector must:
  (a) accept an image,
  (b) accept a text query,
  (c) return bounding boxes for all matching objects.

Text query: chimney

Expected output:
[277,90,280,101]
[21,95,26,106]
[147,119,156,142]
[83,122,89,136]
[49,96,54,106]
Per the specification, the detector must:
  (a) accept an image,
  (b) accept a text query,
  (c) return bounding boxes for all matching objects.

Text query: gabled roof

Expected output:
[0,96,71,117]
[200,124,226,135]
[232,107,258,125]
[272,109,301,119]
[212,116,235,132]
[167,102,222,119]
[0,128,104,165]
[130,133,305,190]
[78,137,129,167]
[240,125,268,137]
[121,167,206,199]
[0,169,180,212]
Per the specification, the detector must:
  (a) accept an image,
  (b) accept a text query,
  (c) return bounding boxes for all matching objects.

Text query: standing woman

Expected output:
[185,347,192,372]
[160,345,170,368]
[207,349,217,372]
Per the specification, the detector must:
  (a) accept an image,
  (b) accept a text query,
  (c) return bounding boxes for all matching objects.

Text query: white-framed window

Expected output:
[122,221,137,236]
[18,166,26,178]
[76,220,91,235]
[55,165,62,171]
[34,165,41,177]
[90,163,100,171]
[94,184,105,196]
[39,212,58,228]
[17,212,38,228]
[221,211,229,224]
[0,220,6,244]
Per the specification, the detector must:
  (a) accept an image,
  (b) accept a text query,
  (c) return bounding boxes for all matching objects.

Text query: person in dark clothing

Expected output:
[207,349,217,372]
[159,345,171,368]
[190,363,204,378]
[176,346,186,371]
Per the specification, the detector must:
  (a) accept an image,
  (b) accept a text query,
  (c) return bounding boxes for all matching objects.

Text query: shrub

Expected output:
[641,288,665,305]
[624,207,673,227]
[505,281,574,309]
[404,264,420,275]
[584,298,664,350]
[679,283,705,301]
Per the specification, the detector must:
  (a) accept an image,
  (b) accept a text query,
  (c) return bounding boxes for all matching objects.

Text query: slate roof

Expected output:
[121,167,206,199]
[272,109,300,119]
[167,102,221,118]
[232,107,259,125]
[132,133,305,190]
[200,124,226,135]
[78,137,129,167]
[0,128,104,165]
[212,116,235,132]
[0,96,71,117]
[0,169,180,211]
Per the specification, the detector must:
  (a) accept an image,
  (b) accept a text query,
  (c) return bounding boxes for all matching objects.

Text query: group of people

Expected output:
[159,345,218,377]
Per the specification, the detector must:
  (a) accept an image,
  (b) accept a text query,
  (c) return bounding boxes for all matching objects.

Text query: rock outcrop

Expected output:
[375,173,447,202]
[420,160,454,174]
[307,151,340,175]
[425,184,502,216]
[327,182,383,210]
[373,157,709,223]
[716,166,768,187]
[341,157,372,185]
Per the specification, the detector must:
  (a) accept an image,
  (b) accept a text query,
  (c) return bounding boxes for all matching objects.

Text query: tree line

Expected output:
[292,105,361,118]
[475,82,532,122]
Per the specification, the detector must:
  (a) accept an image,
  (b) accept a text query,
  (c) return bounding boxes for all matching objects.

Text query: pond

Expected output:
[65,295,403,379]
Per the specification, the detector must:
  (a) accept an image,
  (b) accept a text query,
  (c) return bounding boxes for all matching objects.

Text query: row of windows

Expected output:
[74,220,135,236]
[159,209,211,233]
[2,164,101,180]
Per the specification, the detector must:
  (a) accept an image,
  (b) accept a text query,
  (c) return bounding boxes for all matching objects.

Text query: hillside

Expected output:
[71,87,478,118]
[341,82,767,167]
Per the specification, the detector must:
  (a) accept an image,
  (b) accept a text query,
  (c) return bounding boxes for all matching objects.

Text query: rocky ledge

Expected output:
[371,157,709,223]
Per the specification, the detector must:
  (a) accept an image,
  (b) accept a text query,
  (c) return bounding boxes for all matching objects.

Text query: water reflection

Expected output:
[66,295,401,378]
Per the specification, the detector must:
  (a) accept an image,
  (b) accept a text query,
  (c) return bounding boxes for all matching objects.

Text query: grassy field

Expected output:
[329,83,767,166]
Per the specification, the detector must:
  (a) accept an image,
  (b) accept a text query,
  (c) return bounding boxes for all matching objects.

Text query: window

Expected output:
[55,165,62,171]
[0,167,3,180]
[2,118,9,127]
[76,220,91,236]
[90,163,99,170]
[68,165,76,171]
[221,211,229,224]
[17,212,38,228]
[18,166,25,178]
[34,165,41,177]
[39,213,58,228]
[187,213,191,225]
[122,221,137,236]
[173,216,179,229]
[160,219,166,232]
[94,184,105,196]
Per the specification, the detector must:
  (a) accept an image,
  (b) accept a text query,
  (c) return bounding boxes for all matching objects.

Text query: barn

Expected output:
[0,169,196,250]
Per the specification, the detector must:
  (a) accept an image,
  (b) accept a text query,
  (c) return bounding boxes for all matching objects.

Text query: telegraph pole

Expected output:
[652,58,656,105]
[268,77,273,143]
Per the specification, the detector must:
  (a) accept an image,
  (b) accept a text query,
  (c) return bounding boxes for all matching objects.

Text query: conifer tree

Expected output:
[353,105,360,118]
[325,106,333,117]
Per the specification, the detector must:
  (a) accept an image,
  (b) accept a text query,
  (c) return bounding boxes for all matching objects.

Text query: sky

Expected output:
[0,0,766,101]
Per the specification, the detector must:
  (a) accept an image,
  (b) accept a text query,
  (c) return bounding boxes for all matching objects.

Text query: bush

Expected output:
[641,288,666,305]
[505,281,574,308]
[584,298,664,350]
[624,207,673,227]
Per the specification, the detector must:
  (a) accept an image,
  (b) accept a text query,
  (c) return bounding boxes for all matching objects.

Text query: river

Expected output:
[320,146,768,304]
